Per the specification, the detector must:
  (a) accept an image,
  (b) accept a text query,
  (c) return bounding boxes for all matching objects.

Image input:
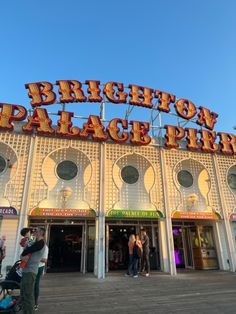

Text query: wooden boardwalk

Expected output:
[37,270,236,314]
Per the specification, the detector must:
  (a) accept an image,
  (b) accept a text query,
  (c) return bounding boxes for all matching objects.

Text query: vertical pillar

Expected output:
[213,155,236,272]
[97,213,105,279]
[13,135,36,262]
[94,217,99,276]
[96,142,106,279]
[158,220,169,272]
[82,221,87,274]
[105,224,109,273]
[214,221,226,270]
[160,149,177,275]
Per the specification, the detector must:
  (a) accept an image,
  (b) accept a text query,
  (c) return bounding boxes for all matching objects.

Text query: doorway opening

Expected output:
[107,223,160,271]
[173,226,194,268]
[48,225,82,272]
[172,224,219,270]
[109,225,135,270]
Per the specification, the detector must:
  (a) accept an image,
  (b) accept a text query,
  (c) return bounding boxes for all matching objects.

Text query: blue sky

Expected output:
[0,0,235,133]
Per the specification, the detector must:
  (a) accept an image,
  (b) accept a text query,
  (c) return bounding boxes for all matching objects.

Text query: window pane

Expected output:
[177,170,193,188]
[121,166,139,184]
[56,160,78,180]
[0,156,6,174]
[227,166,236,191]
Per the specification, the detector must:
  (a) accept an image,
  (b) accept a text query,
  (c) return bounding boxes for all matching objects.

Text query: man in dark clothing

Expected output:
[20,226,46,314]
[141,229,150,277]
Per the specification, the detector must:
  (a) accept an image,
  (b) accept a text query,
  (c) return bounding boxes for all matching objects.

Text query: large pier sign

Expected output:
[0,80,235,154]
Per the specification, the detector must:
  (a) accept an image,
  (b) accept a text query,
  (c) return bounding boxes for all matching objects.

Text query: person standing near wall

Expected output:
[20,227,46,314]
[135,234,143,273]
[34,244,48,311]
[141,229,150,277]
[0,235,6,277]
[125,234,136,277]
[18,228,34,274]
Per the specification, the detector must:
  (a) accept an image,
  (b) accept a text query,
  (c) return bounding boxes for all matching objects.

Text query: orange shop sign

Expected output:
[172,211,220,220]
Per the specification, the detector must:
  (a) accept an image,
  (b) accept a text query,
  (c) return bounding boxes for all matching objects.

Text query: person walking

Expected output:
[34,244,48,311]
[0,235,6,277]
[20,226,46,314]
[141,229,150,277]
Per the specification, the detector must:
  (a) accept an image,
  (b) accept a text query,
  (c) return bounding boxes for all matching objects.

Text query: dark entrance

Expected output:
[108,224,160,271]
[48,225,82,272]
[108,225,136,270]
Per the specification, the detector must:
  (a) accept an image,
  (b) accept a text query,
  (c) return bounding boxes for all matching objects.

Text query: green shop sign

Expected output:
[107,209,164,219]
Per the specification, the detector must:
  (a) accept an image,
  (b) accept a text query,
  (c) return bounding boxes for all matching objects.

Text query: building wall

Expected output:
[27,137,100,213]
[104,143,164,214]
[0,131,31,270]
[215,154,236,215]
[0,130,236,275]
[215,154,236,262]
[163,149,222,215]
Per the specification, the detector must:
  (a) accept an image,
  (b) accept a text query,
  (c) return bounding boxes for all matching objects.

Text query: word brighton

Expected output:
[0,80,235,154]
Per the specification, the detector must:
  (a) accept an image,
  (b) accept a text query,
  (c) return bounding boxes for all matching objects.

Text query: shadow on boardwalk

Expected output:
[38,270,236,314]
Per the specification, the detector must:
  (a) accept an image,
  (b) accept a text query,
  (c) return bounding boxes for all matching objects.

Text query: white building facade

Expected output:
[0,125,236,278]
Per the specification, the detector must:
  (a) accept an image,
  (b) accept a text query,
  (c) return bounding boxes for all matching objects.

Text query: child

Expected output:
[18,228,34,273]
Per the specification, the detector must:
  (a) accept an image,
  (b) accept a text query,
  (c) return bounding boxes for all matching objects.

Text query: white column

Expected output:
[13,135,36,262]
[82,221,87,274]
[213,155,236,272]
[94,217,99,276]
[97,213,105,279]
[214,220,227,270]
[158,219,169,272]
[160,149,177,275]
[105,224,109,273]
[96,142,106,279]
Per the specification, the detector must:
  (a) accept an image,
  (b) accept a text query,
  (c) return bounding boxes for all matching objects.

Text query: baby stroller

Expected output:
[0,261,22,313]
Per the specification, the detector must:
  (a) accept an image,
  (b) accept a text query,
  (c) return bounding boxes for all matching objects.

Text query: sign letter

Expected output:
[85,80,103,102]
[185,128,199,150]
[154,91,176,113]
[0,103,27,130]
[175,99,197,119]
[57,111,80,136]
[56,80,87,103]
[80,115,108,140]
[22,108,55,134]
[130,121,151,145]
[129,85,153,108]
[218,132,236,154]
[164,125,185,148]
[197,106,218,130]
[107,118,129,142]
[199,130,218,152]
[25,82,56,107]
[103,82,127,104]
